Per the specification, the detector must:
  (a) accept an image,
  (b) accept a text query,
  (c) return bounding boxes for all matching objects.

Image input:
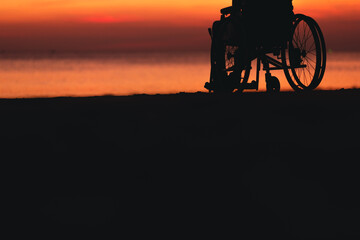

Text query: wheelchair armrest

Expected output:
[220,6,233,15]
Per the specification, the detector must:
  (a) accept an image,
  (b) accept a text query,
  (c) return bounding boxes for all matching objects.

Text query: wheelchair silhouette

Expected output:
[205,3,326,93]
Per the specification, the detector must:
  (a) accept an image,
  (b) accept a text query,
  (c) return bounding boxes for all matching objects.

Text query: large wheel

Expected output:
[282,14,326,91]
[209,22,251,93]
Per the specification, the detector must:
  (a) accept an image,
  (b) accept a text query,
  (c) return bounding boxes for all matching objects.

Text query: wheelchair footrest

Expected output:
[204,82,213,91]
[205,80,259,92]
[243,81,258,90]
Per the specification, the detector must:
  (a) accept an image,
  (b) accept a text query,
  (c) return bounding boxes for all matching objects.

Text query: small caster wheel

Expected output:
[266,76,280,93]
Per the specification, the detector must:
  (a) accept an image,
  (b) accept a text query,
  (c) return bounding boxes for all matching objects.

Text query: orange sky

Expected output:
[1,0,360,52]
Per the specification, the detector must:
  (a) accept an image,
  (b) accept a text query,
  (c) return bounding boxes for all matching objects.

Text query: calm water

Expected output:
[0,51,359,98]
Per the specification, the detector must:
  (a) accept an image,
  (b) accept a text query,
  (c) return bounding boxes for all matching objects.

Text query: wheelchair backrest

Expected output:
[232,0,293,15]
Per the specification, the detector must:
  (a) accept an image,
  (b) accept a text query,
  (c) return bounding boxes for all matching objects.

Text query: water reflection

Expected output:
[0,51,359,98]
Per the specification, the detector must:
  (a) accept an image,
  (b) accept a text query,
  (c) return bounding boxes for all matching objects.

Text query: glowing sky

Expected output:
[0,0,359,52]
[1,0,359,22]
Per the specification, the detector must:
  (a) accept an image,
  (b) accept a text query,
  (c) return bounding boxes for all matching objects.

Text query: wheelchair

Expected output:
[205,4,326,93]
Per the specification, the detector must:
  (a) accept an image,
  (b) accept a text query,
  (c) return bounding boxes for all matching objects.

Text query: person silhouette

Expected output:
[229,0,294,46]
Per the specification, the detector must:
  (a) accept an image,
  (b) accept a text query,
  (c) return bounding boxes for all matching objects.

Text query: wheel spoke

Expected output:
[306,57,316,64]
[298,22,303,49]
[305,26,312,42]
[307,41,316,53]
[304,62,314,84]
[306,59,316,71]
[296,24,302,49]
[303,22,307,49]
[304,31,313,50]
[302,68,306,85]
[307,51,316,56]
[293,40,301,50]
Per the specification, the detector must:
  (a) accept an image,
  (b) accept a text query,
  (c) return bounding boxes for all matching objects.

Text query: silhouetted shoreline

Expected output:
[3,89,360,237]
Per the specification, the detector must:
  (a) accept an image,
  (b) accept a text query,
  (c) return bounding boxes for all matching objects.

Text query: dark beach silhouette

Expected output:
[3,90,360,237]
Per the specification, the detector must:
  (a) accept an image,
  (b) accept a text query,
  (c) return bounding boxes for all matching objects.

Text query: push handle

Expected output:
[220,6,233,15]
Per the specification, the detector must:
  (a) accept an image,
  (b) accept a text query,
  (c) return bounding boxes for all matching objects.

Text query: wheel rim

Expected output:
[312,19,327,88]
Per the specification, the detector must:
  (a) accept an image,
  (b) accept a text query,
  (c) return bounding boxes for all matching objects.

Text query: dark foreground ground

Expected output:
[2,90,360,237]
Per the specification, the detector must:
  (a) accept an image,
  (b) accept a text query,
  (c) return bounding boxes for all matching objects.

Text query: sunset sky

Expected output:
[0,0,359,52]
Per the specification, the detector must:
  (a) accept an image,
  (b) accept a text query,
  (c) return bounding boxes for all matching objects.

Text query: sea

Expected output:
[0,51,359,98]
